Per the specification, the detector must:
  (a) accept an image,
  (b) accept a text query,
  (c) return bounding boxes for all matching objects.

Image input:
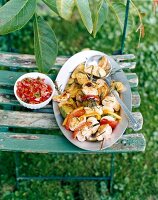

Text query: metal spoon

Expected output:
[85,54,141,131]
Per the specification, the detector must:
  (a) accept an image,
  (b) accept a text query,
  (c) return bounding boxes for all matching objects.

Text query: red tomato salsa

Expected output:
[16,77,52,104]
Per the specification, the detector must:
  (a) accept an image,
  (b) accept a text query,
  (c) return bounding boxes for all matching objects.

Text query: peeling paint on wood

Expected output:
[0,70,138,91]
[0,110,57,129]
[0,132,146,153]
[119,62,136,69]
[128,112,143,129]
[9,135,39,140]
[112,54,135,62]
[0,52,135,70]
[0,94,53,108]
[0,110,143,130]
[126,73,138,88]
[131,91,141,108]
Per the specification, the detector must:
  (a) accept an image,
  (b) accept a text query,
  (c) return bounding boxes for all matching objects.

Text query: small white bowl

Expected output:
[14,72,55,109]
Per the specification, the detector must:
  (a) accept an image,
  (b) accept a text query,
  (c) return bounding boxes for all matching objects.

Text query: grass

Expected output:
[0,2,158,200]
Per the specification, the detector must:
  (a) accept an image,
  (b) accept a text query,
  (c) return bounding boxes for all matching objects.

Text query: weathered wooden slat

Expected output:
[0,110,143,130]
[0,52,68,69]
[131,91,141,108]
[125,73,138,88]
[119,62,136,69]
[0,110,56,129]
[0,94,52,108]
[0,52,135,69]
[112,54,135,62]
[0,132,146,153]
[0,89,14,95]
[0,52,36,68]
[0,95,19,105]
[0,70,138,88]
[0,91,141,108]
[128,112,143,130]
[0,60,136,71]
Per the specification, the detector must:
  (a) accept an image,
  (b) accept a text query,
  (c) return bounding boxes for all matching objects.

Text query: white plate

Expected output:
[53,50,132,151]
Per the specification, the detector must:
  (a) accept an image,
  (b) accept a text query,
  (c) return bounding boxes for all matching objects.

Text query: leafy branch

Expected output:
[33,14,58,73]
[0,0,144,73]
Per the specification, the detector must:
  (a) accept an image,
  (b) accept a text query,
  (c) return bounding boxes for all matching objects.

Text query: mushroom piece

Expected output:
[99,86,109,101]
[96,79,105,87]
[87,117,100,134]
[92,106,103,116]
[82,81,98,96]
[84,106,103,116]
[102,96,120,112]
[87,124,112,142]
[98,56,111,75]
[81,126,93,138]
[102,105,114,113]
[98,56,108,67]
[84,65,107,78]
[96,124,112,141]
[76,132,86,142]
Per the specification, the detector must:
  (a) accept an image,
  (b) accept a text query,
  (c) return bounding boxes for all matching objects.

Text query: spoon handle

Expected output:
[111,90,141,131]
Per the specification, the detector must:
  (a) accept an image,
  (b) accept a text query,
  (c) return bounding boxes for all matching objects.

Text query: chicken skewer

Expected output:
[85,55,141,131]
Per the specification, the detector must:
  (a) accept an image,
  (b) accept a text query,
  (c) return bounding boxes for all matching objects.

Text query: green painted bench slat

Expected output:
[0,71,56,87]
[0,70,138,88]
[0,110,143,130]
[0,91,140,108]
[119,62,136,69]
[0,94,52,108]
[0,89,14,95]
[131,91,140,108]
[0,132,145,153]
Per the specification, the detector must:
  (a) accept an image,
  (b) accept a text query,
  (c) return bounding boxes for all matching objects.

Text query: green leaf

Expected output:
[33,15,58,73]
[93,0,108,37]
[42,0,58,14]
[75,0,93,34]
[56,0,75,20]
[0,0,36,35]
[107,1,133,34]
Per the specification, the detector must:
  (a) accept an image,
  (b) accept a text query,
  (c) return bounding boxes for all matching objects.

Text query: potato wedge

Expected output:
[76,72,89,85]
[71,63,85,79]
[65,78,75,90]
[65,83,81,98]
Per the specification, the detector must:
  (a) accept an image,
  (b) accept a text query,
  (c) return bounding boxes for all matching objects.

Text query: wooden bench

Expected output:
[0,52,146,191]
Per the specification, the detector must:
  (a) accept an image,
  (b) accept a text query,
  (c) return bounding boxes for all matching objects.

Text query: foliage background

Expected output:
[0,1,158,200]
